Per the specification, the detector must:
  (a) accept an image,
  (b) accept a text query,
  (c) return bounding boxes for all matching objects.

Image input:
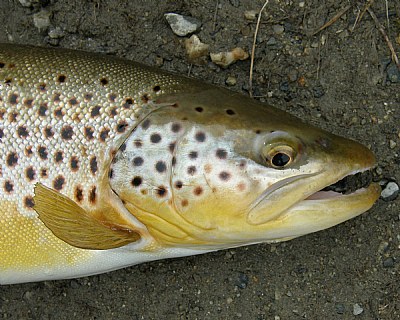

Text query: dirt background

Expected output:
[0,0,399,319]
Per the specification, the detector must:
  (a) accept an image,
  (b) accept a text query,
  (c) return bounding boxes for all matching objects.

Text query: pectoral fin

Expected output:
[33,183,140,250]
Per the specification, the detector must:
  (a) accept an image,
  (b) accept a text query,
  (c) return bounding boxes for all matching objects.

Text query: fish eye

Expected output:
[262,145,296,169]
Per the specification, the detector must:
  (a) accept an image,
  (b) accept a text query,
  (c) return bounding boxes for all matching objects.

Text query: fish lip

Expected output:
[248,164,377,225]
[304,165,377,202]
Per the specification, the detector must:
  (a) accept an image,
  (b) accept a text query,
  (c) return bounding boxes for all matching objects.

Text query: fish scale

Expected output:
[0,44,380,284]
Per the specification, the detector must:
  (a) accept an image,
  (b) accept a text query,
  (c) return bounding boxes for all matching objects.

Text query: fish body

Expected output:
[0,44,380,285]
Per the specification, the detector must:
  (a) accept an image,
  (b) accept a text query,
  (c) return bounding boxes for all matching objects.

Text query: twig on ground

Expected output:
[351,0,374,31]
[367,7,400,70]
[249,0,269,98]
[213,0,219,32]
[312,5,351,35]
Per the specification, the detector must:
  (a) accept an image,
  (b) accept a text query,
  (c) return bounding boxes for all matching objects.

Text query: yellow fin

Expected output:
[33,183,140,250]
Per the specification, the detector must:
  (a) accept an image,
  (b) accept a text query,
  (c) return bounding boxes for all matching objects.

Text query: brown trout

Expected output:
[0,44,380,284]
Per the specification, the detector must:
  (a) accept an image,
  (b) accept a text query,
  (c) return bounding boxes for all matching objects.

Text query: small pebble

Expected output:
[272,24,284,35]
[244,10,258,21]
[266,37,277,45]
[387,63,400,83]
[33,10,51,31]
[383,257,395,268]
[19,0,34,7]
[299,1,305,7]
[236,272,249,289]
[23,291,34,300]
[48,27,64,39]
[227,297,233,304]
[210,47,249,68]
[164,13,201,37]
[389,140,397,149]
[380,181,399,201]
[353,303,364,315]
[185,35,209,60]
[335,303,345,314]
[225,76,237,86]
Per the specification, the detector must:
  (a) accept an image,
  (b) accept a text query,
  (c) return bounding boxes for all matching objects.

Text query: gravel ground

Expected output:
[0,0,399,319]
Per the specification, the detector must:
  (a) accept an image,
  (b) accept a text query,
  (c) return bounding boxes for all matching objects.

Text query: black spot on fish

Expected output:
[61,126,74,140]
[54,151,63,163]
[84,93,93,101]
[153,85,161,92]
[57,74,66,83]
[70,156,79,172]
[117,121,128,133]
[195,107,203,113]
[150,133,161,143]
[24,196,34,209]
[216,148,227,159]
[24,98,34,108]
[123,98,134,109]
[44,127,54,138]
[90,105,101,118]
[4,180,13,193]
[75,186,83,203]
[17,126,28,138]
[131,176,142,187]
[175,180,183,189]
[100,77,108,86]
[84,126,94,140]
[38,83,46,92]
[26,166,35,181]
[6,152,18,167]
[195,131,206,142]
[40,168,48,178]
[171,123,182,133]
[108,93,117,102]
[219,171,231,181]
[53,93,61,103]
[38,146,48,160]
[141,93,150,103]
[89,186,97,204]
[187,166,197,175]
[133,156,144,166]
[38,103,48,117]
[172,156,177,166]
[9,93,18,105]
[156,186,167,197]
[155,161,167,173]
[53,175,65,190]
[25,146,33,157]
[189,151,198,159]
[99,128,110,142]
[90,156,98,175]
[226,109,236,115]
[142,119,151,130]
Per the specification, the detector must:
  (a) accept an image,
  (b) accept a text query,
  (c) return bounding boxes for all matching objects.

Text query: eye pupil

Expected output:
[271,152,290,167]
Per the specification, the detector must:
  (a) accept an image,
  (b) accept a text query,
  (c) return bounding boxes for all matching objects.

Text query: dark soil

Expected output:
[0,0,399,319]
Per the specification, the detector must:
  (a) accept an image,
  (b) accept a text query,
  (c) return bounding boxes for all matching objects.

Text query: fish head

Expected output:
[109,87,380,248]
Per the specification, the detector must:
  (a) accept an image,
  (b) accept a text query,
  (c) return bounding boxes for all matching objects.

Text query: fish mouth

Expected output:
[247,163,380,228]
[305,168,376,201]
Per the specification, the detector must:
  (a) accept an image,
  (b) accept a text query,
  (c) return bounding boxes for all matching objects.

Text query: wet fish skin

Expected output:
[0,44,380,284]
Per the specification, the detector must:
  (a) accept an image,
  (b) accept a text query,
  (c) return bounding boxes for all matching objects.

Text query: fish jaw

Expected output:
[258,183,380,241]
